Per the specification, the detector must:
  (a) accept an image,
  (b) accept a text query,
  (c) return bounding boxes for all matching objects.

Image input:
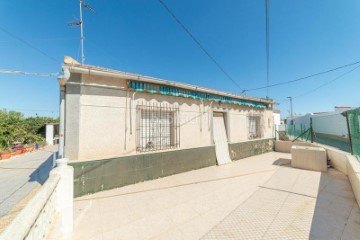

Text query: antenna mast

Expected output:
[68,0,95,64]
[79,0,85,64]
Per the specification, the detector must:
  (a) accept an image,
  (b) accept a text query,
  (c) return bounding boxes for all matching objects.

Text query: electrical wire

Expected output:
[0,69,60,77]
[0,25,59,64]
[0,107,59,113]
[158,0,243,92]
[276,63,360,103]
[294,64,360,99]
[243,60,360,93]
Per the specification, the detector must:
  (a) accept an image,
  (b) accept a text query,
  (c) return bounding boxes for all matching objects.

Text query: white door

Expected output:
[212,112,232,165]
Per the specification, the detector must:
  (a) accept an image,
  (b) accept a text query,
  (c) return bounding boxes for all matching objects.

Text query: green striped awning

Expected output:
[129,81,268,109]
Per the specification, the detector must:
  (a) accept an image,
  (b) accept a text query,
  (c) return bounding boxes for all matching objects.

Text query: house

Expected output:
[57,57,275,196]
[287,106,355,138]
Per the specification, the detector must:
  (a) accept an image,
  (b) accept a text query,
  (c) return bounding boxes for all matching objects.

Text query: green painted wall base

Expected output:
[70,146,217,197]
[229,138,274,160]
[70,138,274,197]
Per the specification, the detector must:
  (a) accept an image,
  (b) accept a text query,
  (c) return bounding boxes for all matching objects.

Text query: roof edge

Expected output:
[62,60,274,105]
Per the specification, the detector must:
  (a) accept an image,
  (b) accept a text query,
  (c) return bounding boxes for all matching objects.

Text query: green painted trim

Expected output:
[129,81,269,109]
[70,146,217,197]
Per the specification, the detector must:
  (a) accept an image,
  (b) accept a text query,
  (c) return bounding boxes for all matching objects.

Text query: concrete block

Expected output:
[291,146,327,172]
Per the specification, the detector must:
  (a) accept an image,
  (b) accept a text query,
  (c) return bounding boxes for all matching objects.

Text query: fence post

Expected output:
[51,158,74,237]
[345,112,354,155]
[310,118,314,143]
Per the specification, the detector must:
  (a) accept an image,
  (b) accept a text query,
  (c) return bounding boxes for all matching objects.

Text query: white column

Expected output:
[59,86,65,158]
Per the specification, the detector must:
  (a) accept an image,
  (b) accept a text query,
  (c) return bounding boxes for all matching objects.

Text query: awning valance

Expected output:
[129,81,268,109]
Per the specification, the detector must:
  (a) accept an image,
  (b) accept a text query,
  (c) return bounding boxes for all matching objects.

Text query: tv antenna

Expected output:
[68,0,96,64]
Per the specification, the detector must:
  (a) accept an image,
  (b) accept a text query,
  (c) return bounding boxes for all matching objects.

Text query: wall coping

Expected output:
[0,174,60,240]
[229,138,274,144]
[70,145,216,164]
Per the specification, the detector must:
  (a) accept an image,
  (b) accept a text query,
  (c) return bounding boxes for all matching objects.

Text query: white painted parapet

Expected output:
[0,158,74,240]
[51,158,74,236]
[347,155,360,208]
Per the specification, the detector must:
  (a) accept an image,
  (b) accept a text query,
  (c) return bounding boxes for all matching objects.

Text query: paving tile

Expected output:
[137,210,175,239]
[70,152,360,240]
[153,227,185,240]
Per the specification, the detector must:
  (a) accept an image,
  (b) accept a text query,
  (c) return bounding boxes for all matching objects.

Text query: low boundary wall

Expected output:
[229,138,274,160]
[71,146,217,197]
[71,138,275,197]
[0,159,73,240]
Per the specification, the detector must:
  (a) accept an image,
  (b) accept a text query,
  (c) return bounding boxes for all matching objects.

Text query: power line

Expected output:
[0,37,78,43]
[277,64,360,103]
[265,0,270,98]
[0,107,59,113]
[158,0,243,92]
[0,69,60,77]
[294,64,360,99]
[243,60,360,93]
[0,25,59,64]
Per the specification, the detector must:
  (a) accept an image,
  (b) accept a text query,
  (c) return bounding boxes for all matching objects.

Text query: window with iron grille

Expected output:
[248,115,262,139]
[136,103,180,152]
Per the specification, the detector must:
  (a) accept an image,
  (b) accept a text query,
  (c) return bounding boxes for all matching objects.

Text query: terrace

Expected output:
[61,148,360,240]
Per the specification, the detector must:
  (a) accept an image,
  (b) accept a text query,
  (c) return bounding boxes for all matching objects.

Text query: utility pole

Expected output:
[68,0,95,64]
[265,0,270,99]
[287,96,293,125]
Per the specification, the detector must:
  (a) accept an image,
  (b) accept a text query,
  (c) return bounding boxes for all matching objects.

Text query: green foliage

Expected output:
[0,109,59,151]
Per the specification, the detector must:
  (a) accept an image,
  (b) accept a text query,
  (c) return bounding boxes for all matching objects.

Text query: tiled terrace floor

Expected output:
[71,152,360,240]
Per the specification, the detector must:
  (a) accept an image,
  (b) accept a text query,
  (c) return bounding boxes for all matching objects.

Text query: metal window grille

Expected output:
[248,115,262,139]
[136,102,180,152]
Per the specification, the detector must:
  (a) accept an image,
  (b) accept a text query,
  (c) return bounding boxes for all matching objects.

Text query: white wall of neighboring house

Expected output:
[288,107,355,138]
[312,112,349,137]
[46,124,54,146]
[293,113,313,125]
[273,112,281,139]
[273,113,281,126]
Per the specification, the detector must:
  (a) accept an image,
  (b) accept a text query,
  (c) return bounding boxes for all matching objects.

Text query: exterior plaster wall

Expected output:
[64,73,82,160]
[78,75,131,160]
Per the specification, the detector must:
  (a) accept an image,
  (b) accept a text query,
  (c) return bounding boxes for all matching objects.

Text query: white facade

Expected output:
[60,62,274,161]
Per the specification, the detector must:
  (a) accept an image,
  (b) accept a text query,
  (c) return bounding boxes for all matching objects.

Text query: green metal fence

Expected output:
[286,124,311,142]
[312,114,352,153]
[286,109,359,159]
[286,121,351,153]
[344,108,360,160]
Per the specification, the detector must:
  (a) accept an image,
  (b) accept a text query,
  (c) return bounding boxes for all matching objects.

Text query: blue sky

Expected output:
[0,0,359,118]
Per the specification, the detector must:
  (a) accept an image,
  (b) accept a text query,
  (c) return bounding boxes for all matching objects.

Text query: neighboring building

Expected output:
[287,107,356,136]
[273,109,281,138]
[58,57,275,196]
[312,106,355,138]
[45,123,59,145]
[286,114,308,125]
[273,109,281,126]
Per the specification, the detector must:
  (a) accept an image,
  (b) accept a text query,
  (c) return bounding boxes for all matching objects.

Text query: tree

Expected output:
[0,109,59,151]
